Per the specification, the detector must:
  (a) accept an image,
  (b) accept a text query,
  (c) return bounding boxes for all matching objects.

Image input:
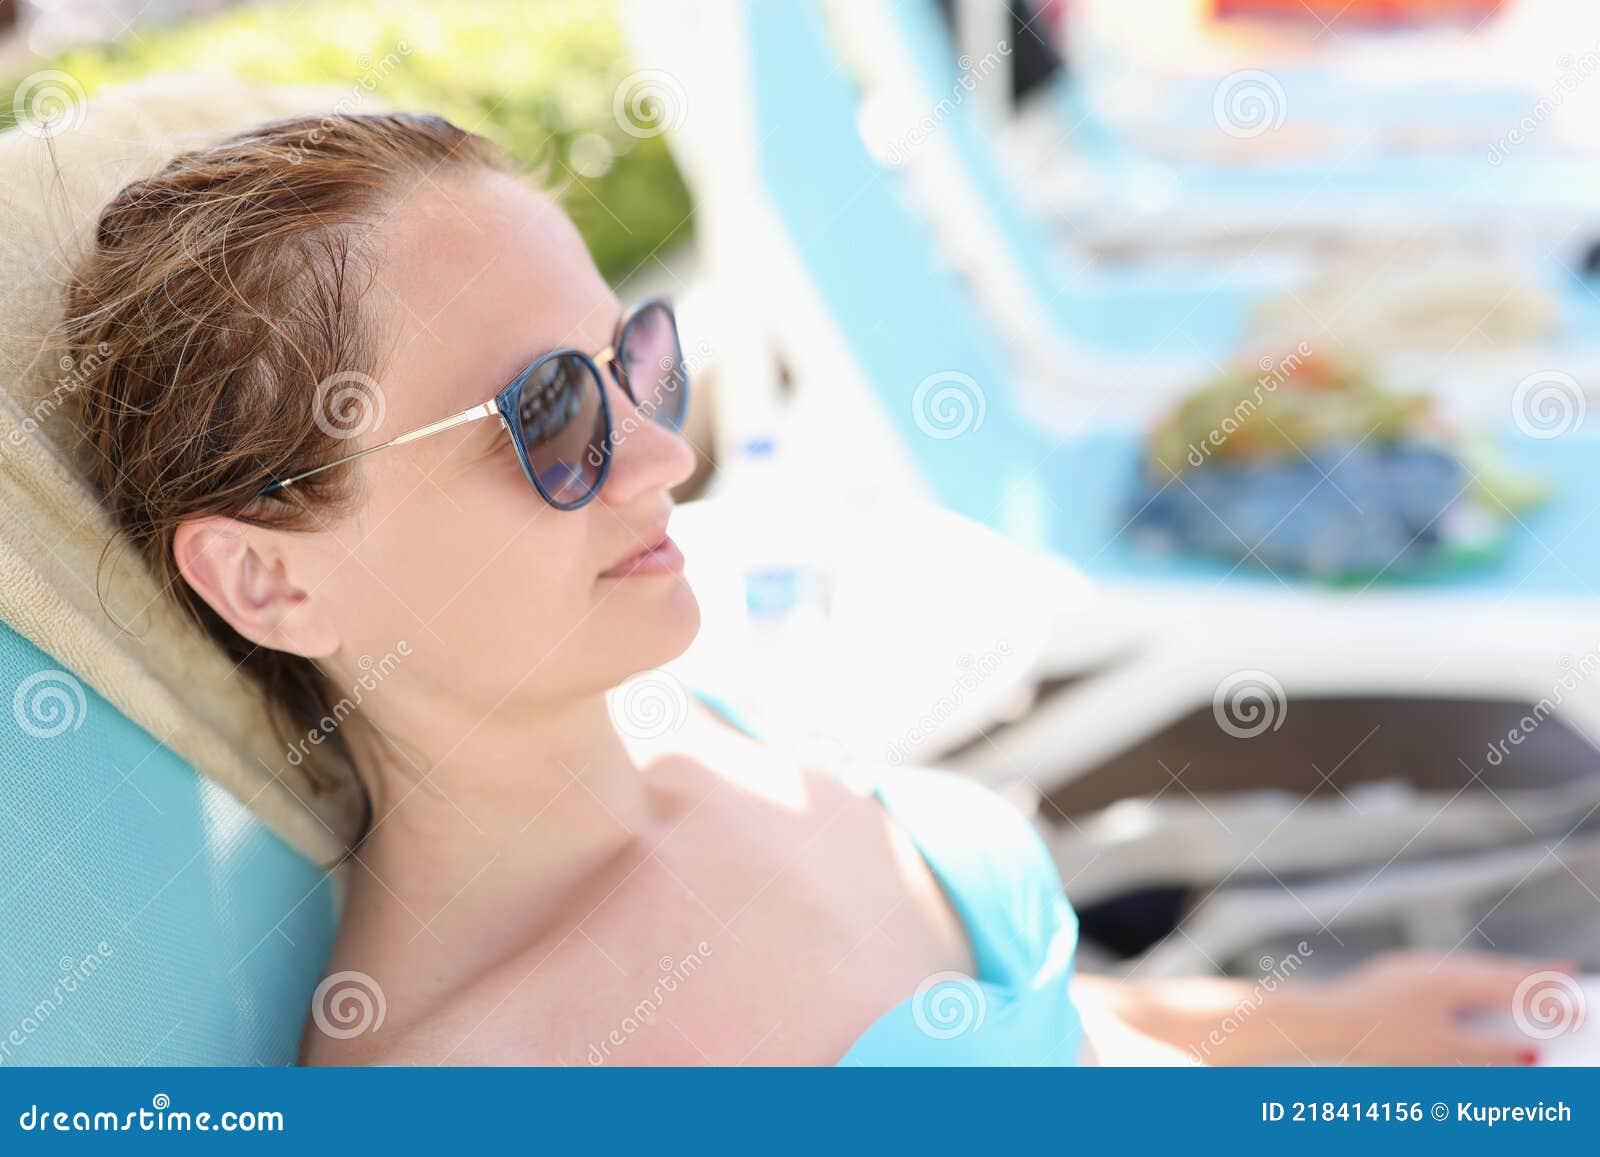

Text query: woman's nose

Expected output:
[598,380,696,506]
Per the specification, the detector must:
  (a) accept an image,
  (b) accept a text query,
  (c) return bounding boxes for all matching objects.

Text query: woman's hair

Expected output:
[58,111,512,798]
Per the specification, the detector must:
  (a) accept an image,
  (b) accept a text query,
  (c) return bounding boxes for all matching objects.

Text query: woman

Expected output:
[60,112,1556,1066]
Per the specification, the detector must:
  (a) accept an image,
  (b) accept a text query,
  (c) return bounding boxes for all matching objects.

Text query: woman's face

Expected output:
[262,170,701,719]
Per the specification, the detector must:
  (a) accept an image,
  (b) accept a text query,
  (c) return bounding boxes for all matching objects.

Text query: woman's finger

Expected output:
[1445,1029,1540,1067]
[1435,953,1574,1009]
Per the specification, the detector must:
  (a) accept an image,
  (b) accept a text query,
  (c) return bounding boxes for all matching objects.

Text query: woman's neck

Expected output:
[343,690,655,946]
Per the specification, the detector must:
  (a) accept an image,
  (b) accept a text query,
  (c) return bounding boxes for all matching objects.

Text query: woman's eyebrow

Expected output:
[492,303,621,392]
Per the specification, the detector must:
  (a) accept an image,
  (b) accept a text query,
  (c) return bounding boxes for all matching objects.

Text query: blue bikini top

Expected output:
[836,767,1084,1066]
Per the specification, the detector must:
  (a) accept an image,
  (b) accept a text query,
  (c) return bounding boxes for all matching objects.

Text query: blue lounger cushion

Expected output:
[0,621,336,1066]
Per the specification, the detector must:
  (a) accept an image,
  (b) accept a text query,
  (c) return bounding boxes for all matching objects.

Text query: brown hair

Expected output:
[58,111,512,802]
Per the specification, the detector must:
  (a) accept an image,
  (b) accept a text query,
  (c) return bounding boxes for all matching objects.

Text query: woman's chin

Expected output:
[623,580,701,667]
[661,583,702,657]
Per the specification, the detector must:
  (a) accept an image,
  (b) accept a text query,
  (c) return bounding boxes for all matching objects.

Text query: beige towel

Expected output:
[0,74,375,867]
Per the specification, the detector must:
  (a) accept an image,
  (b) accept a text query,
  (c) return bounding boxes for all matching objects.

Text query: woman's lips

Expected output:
[599,535,684,579]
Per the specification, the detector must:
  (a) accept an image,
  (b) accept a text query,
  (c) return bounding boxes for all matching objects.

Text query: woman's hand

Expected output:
[1084,949,1576,1066]
[1302,949,1571,1066]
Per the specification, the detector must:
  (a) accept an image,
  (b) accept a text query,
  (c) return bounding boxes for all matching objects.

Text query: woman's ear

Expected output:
[172,516,340,659]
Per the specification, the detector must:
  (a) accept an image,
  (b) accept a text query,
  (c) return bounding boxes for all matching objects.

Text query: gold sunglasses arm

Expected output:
[389,398,503,447]
[262,400,501,493]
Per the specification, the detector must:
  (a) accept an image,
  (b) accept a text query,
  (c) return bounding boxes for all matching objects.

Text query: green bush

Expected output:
[2,0,693,283]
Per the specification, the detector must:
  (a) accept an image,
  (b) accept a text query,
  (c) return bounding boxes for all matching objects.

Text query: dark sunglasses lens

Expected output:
[514,354,607,506]
[616,302,687,431]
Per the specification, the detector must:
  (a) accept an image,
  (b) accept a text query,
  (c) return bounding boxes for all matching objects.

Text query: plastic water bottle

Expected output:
[735,435,828,740]
[739,436,801,623]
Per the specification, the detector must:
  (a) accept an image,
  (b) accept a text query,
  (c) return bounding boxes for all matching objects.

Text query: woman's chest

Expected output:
[526,807,976,1064]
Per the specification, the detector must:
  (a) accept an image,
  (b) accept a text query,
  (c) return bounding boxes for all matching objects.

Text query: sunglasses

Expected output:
[256,297,689,510]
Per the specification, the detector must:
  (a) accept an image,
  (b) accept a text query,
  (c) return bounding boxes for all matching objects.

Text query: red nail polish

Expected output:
[1519,1049,1540,1066]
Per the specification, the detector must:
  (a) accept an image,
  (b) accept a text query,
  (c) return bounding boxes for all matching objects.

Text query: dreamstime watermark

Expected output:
[286,642,410,767]
[312,370,387,441]
[1483,644,1600,767]
[0,941,113,1066]
[286,42,412,164]
[1213,69,1287,140]
[886,641,1012,765]
[1183,342,1314,469]
[1511,369,1587,439]
[911,370,986,440]
[4,343,112,459]
[11,70,87,139]
[585,338,709,469]
[1213,669,1287,739]
[610,669,691,741]
[883,40,1012,166]
[1488,44,1600,165]
[612,69,688,139]
[18,1095,284,1134]
[1189,942,1312,1063]
[12,669,87,740]
[585,942,714,1064]
[309,970,386,1040]
[1512,970,1587,1040]
[911,970,986,1040]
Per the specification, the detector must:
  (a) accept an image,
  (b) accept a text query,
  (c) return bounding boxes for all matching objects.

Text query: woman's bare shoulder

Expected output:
[639,701,881,825]
[300,739,938,1067]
